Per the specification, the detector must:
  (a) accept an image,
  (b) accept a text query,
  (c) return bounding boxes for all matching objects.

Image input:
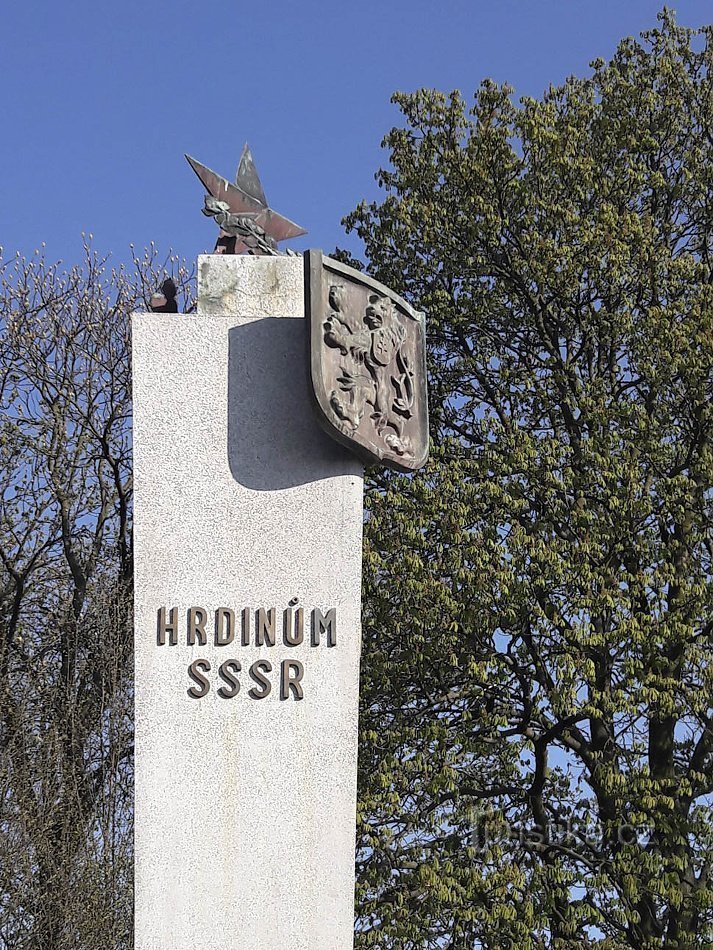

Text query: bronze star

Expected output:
[185,145,307,255]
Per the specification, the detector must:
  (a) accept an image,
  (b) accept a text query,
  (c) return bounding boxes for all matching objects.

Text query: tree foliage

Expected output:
[348,12,713,948]
[0,243,192,948]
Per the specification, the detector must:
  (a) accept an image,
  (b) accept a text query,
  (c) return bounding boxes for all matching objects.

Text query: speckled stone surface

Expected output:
[197,253,305,317]
[133,255,364,949]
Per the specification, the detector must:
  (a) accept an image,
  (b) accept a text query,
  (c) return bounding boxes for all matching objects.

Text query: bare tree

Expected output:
[0,242,193,949]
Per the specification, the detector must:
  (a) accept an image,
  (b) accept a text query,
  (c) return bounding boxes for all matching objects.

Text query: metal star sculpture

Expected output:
[186,145,307,255]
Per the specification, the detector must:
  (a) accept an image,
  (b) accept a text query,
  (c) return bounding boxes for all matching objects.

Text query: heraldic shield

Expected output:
[305,250,429,472]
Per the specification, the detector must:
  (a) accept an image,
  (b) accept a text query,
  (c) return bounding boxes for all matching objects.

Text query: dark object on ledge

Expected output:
[186,145,306,255]
[149,278,178,313]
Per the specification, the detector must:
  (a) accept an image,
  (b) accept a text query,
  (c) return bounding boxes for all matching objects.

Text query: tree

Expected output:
[347,11,713,948]
[0,242,192,948]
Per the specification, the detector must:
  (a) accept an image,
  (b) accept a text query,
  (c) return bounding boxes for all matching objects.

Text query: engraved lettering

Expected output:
[187,659,211,698]
[215,607,235,647]
[217,659,241,698]
[256,608,276,647]
[283,607,304,646]
[311,607,337,647]
[188,607,208,646]
[155,603,340,700]
[157,606,178,646]
[241,606,251,646]
[248,660,272,699]
[280,660,304,700]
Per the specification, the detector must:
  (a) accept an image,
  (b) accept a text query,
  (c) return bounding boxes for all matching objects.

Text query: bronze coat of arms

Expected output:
[305,251,429,472]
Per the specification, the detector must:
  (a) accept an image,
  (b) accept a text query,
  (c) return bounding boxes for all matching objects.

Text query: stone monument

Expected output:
[133,147,427,949]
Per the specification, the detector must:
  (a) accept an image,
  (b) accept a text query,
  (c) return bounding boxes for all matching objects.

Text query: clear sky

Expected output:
[1,1,710,269]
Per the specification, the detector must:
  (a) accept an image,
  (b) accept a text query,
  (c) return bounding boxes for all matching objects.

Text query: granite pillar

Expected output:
[132,255,363,949]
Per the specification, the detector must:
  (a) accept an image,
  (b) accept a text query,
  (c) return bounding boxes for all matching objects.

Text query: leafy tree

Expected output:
[348,11,713,948]
[0,243,192,949]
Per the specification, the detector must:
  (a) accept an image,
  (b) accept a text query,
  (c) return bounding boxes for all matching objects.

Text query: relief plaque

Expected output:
[305,250,429,472]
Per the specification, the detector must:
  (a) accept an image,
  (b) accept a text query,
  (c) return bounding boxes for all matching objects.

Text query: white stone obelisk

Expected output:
[132,255,363,950]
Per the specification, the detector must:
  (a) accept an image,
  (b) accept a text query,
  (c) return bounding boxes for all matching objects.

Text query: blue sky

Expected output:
[1,1,711,269]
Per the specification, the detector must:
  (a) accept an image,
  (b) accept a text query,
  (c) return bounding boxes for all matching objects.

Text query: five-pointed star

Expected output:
[185,145,307,253]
